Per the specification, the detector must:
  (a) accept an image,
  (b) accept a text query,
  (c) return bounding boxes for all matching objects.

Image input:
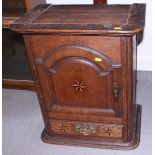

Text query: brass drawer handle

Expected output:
[75,124,96,136]
[113,82,119,98]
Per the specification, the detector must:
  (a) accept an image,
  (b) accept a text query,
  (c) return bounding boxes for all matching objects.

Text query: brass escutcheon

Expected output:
[113,82,119,98]
[75,124,96,136]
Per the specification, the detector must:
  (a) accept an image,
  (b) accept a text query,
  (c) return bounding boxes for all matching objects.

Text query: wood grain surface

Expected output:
[10,4,146,35]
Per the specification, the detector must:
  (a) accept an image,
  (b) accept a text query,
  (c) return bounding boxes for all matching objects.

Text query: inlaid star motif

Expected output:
[103,128,113,136]
[72,80,86,92]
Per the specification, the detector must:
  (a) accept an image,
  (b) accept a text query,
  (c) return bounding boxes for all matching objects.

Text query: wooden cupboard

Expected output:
[10,3,146,150]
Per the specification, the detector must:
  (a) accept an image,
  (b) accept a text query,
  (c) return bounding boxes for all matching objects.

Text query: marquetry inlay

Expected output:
[103,127,113,136]
[59,124,69,132]
[72,80,86,92]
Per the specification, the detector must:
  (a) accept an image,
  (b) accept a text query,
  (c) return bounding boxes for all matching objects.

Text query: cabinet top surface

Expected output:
[10,3,146,35]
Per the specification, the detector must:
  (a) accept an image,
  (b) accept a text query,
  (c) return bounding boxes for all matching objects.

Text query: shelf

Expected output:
[2,28,33,81]
[2,79,35,91]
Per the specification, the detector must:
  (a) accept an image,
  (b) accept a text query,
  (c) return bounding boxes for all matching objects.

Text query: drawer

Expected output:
[50,120,123,139]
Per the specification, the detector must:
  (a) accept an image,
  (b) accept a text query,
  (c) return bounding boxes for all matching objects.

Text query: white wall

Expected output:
[46,0,152,71]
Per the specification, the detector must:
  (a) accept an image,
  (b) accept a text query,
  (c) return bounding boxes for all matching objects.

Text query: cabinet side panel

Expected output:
[126,37,133,141]
[120,37,128,140]
[23,35,52,134]
[132,35,138,139]
[132,35,137,106]
[121,36,137,142]
[127,36,138,141]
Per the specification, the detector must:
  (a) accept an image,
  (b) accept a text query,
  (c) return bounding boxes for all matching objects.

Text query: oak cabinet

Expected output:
[11,3,146,150]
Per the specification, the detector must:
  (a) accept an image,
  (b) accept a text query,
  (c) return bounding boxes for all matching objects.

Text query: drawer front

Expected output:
[50,120,123,139]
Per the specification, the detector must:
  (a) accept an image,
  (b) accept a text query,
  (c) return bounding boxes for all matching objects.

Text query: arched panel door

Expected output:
[34,45,123,117]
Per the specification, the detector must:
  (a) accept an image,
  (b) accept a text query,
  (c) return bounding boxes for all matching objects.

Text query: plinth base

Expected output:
[41,104,142,150]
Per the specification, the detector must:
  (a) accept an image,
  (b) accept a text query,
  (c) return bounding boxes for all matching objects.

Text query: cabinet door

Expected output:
[34,41,123,117]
